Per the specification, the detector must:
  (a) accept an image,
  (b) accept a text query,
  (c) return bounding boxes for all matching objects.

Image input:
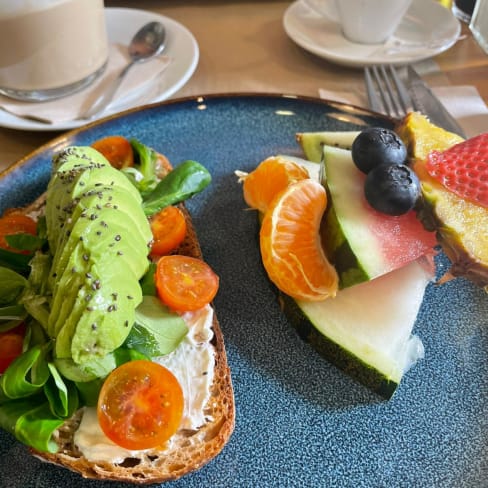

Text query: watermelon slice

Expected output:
[322,145,437,288]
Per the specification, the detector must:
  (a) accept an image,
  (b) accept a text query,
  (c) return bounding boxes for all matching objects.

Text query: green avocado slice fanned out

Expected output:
[44,146,152,366]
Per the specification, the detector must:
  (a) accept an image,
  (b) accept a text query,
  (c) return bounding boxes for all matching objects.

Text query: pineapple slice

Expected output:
[396,111,464,160]
[397,112,488,289]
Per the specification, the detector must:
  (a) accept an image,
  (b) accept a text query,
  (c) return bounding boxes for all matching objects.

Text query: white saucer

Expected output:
[283,0,461,68]
[0,8,199,131]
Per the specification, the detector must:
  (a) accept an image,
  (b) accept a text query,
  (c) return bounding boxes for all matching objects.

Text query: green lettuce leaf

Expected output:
[5,233,45,253]
[0,267,27,305]
[0,396,64,453]
[75,378,104,407]
[124,296,188,357]
[0,248,32,275]
[140,262,157,296]
[16,402,64,453]
[0,305,26,323]
[44,363,79,418]
[0,344,50,399]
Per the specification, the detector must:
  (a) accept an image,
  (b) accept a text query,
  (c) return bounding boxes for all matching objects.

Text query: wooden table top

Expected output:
[0,0,486,173]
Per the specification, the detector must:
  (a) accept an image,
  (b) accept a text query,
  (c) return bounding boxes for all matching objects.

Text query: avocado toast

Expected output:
[0,141,235,483]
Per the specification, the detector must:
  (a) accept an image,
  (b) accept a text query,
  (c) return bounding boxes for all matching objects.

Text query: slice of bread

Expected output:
[17,155,235,484]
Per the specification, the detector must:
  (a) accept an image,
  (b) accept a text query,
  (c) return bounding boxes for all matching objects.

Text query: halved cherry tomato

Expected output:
[155,255,219,312]
[150,206,187,256]
[91,135,134,169]
[0,213,37,254]
[97,360,183,450]
[0,323,26,373]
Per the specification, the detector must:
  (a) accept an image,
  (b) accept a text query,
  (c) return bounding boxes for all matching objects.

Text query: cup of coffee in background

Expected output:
[470,0,488,54]
[0,0,108,102]
[305,0,413,44]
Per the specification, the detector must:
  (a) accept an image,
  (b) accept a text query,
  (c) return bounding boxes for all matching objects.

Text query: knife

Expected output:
[406,65,466,138]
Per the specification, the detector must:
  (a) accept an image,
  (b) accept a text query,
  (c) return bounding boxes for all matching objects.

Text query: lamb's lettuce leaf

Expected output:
[0,398,64,453]
[5,233,45,253]
[0,344,50,399]
[44,363,79,418]
[0,248,32,275]
[0,267,27,305]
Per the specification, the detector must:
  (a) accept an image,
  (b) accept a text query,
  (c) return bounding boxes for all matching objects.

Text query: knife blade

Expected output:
[406,65,466,138]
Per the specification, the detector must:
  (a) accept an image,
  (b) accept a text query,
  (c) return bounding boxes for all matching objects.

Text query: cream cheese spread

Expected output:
[74,304,215,463]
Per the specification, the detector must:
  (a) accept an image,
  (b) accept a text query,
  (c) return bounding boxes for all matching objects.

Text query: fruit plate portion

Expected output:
[0,94,487,488]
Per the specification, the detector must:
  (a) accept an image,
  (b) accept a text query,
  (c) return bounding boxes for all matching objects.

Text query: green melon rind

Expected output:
[282,294,398,398]
[282,259,430,399]
[296,131,361,163]
[323,145,386,286]
[322,204,370,288]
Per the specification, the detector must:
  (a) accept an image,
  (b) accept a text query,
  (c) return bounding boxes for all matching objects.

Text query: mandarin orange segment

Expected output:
[242,156,309,213]
[260,179,338,301]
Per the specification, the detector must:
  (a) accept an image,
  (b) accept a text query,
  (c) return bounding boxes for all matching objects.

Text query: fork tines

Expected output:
[364,65,413,119]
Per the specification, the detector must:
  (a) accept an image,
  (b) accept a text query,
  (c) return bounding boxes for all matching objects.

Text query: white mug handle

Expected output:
[302,0,340,22]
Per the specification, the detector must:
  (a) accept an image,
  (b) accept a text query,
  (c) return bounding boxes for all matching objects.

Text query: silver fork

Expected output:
[364,65,413,119]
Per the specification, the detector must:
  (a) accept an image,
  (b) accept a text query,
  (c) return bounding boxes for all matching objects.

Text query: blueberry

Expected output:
[352,127,407,174]
[364,163,421,216]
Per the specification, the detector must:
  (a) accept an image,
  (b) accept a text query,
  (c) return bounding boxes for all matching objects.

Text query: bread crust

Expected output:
[15,157,235,483]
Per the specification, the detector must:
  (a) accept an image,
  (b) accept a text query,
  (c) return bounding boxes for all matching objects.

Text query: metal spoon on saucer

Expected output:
[81,21,166,120]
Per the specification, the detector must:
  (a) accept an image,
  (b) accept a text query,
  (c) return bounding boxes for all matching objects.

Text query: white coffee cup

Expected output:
[304,0,413,44]
[470,0,488,55]
[0,0,109,102]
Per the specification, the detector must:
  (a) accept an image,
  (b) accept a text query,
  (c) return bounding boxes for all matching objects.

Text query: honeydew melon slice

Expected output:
[296,130,360,163]
[322,145,437,288]
[285,258,431,398]
[274,154,321,181]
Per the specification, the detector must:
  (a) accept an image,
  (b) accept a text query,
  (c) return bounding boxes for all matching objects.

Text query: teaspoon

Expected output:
[81,21,166,120]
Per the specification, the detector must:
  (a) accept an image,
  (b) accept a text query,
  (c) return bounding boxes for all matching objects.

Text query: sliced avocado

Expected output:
[55,261,143,362]
[45,146,152,367]
[46,147,111,251]
[52,202,151,286]
[49,213,147,342]
[49,166,146,265]
[48,245,89,337]
[55,208,149,277]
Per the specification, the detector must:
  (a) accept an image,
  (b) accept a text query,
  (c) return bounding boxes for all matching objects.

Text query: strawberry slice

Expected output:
[425,133,488,208]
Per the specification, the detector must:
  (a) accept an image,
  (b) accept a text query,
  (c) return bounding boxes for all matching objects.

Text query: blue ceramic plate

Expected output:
[0,94,486,488]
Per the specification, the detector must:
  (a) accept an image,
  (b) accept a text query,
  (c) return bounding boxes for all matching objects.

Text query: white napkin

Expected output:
[0,43,171,125]
[319,84,488,138]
